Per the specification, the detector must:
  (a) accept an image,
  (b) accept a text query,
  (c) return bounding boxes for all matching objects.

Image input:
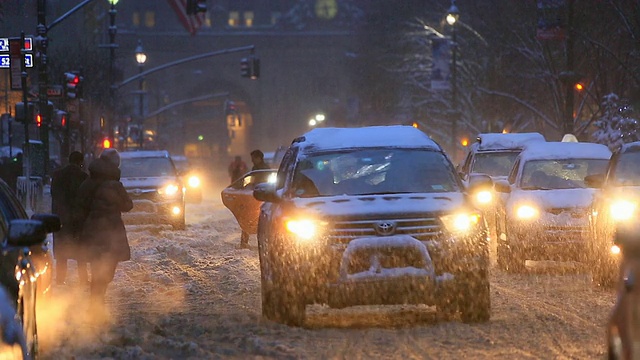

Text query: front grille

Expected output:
[547,207,589,216]
[126,188,158,201]
[328,217,443,244]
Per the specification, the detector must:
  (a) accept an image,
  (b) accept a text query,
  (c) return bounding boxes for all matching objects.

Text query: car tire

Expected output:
[592,257,617,288]
[459,270,491,323]
[171,213,186,230]
[497,241,526,273]
[258,240,305,326]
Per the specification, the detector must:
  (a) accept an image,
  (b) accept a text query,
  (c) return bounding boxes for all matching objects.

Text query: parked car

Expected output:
[586,141,640,286]
[221,169,278,241]
[0,178,60,359]
[120,150,186,230]
[494,142,611,272]
[171,155,203,204]
[253,125,492,326]
[606,220,640,360]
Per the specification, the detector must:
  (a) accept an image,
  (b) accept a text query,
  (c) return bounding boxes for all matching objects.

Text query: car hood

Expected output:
[508,188,596,210]
[608,186,640,199]
[121,176,178,189]
[289,192,467,218]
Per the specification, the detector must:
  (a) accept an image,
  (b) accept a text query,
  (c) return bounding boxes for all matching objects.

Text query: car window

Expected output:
[277,147,296,190]
[471,152,520,177]
[508,158,520,185]
[230,170,276,190]
[611,151,640,186]
[291,149,459,197]
[520,159,609,189]
[120,157,177,177]
[0,180,26,241]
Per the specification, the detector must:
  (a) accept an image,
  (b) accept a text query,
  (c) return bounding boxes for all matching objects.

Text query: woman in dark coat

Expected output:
[76,149,133,310]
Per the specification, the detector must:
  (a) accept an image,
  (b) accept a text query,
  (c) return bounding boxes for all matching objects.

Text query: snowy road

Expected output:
[38,184,616,360]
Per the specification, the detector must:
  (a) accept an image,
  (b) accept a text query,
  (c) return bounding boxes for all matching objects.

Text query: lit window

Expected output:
[205,12,212,27]
[271,12,281,25]
[228,11,239,27]
[244,11,254,27]
[132,12,140,27]
[145,11,155,28]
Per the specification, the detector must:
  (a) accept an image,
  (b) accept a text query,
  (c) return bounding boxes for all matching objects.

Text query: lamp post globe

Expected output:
[446,1,459,26]
[135,40,147,66]
[108,0,119,5]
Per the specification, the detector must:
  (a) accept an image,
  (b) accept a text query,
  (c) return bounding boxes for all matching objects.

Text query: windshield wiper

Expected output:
[521,186,553,190]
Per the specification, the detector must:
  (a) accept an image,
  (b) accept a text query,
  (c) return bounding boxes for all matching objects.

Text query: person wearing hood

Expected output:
[76,148,133,313]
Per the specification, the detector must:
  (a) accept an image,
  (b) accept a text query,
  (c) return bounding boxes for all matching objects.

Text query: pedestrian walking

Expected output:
[250,149,270,171]
[51,151,89,286]
[228,155,248,184]
[76,149,133,316]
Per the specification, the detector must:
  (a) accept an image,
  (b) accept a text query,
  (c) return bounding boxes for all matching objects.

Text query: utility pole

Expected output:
[36,0,50,176]
[563,0,575,135]
[20,32,32,213]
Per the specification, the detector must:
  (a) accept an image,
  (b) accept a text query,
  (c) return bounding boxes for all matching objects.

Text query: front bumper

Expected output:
[508,216,589,259]
[280,233,488,307]
[123,199,184,225]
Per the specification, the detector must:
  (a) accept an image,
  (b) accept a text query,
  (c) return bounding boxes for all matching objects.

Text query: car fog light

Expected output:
[476,190,492,204]
[611,244,621,255]
[610,200,636,221]
[172,206,181,215]
[516,205,539,220]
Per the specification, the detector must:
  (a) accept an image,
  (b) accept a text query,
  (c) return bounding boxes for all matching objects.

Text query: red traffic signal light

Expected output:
[35,113,42,127]
[64,72,83,99]
[102,138,112,149]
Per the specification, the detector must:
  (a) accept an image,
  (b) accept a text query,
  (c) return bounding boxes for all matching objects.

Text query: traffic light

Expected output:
[240,55,260,79]
[35,113,42,127]
[14,102,35,123]
[186,0,207,15]
[64,72,83,99]
[102,137,112,149]
[224,100,237,116]
[240,58,250,78]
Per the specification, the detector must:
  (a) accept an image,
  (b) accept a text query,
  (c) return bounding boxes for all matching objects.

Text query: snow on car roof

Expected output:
[619,141,640,153]
[120,150,170,159]
[476,132,545,151]
[519,142,611,161]
[296,126,440,152]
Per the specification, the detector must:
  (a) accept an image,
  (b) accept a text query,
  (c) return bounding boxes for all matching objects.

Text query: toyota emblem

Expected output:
[375,221,396,236]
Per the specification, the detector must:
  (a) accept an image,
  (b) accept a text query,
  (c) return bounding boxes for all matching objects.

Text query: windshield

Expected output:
[520,159,608,190]
[120,157,177,178]
[291,149,459,197]
[613,152,640,186]
[471,152,520,177]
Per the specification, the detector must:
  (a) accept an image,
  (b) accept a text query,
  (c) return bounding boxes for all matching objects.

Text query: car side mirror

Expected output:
[467,174,492,193]
[7,219,47,247]
[253,182,280,203]
[494,179,511,193]
[31,213,61,233]
[584,173,605,188]
[615,221,640,255]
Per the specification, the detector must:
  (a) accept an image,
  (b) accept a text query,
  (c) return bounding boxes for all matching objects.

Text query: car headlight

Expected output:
[285,218,326,241]
[610,200,636,221]
[440,212,482,235]
[516,204,539,220]
[159,183,180,196]
[475,190,493,205]
[187,175,201,188]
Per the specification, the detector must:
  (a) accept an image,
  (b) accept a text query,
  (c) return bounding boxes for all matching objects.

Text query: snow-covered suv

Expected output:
[254,126,492,326]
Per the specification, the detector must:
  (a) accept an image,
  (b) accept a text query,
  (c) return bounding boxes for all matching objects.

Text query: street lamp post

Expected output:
[446,0,459,154]
[108,0,118,149]
[135,39,147,149]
